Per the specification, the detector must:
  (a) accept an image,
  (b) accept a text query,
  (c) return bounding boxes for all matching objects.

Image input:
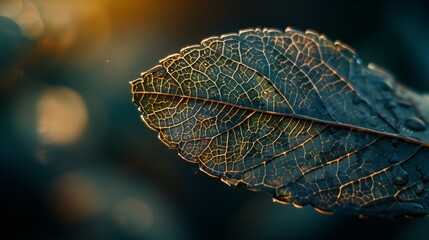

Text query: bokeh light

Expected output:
[50,171,103,224]
[37,86,88,146]
[0,0,44,38]
[112,198,154,235]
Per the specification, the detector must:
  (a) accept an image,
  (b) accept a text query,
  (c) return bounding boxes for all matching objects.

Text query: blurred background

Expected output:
[1,0,428,239]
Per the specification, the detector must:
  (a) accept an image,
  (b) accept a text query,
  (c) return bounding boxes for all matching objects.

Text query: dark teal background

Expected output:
[1,0,428,239]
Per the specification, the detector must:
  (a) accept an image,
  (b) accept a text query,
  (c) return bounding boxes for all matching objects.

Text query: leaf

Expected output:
[131,28,429,217]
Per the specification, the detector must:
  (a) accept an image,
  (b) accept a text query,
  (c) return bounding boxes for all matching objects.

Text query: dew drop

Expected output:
[392,166,408,186]
[405,117,426,131]
[392,138,399,155]
[391,138,399,148]
[388,154,399,164]
[397,100,411,108]
[384,101,396,109]
[378,81,392,91]
[415,182,425,196]
[393,175,408,186]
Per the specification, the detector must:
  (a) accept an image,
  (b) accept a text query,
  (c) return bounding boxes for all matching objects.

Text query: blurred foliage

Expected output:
[0,0,428,239]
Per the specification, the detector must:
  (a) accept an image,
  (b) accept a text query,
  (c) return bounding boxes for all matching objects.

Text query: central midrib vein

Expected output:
[134,90,429,147]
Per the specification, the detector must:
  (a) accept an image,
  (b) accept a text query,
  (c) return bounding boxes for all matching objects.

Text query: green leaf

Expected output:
[131,28,429,217]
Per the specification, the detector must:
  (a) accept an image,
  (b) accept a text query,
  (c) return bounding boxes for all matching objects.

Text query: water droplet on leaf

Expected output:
[393,175,408,186]
[392,166,408,186]
[405,117,426,131]
[389,154,399,164]
[416,165,423,173]
[415,182,425,196]
[397,100,412,108]
[391,138,399,147]
[384,101,396,109]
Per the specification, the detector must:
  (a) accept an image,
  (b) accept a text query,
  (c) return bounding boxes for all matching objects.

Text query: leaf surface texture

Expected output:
[131,28,429,217]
